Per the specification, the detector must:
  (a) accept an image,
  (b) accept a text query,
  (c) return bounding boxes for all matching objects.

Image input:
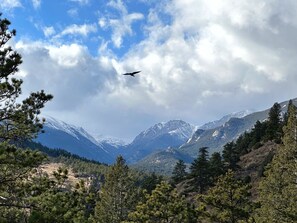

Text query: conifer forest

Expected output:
[0,14,296,223]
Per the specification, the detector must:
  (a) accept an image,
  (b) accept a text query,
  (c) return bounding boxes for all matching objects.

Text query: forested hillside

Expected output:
[0,15,296,223]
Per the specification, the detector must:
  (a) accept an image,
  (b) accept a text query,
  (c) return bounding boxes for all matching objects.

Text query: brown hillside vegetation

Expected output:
[39,163,84,186]
[237,141,277,198]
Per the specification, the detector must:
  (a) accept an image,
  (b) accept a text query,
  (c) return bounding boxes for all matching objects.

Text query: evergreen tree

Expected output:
[125,181,197,223]
[93,156,140,223]
[196,170,255,223]
[171,159,187,185]
[209,152,224,183]
[189,147,210,193]
[28,170,90,223]
[0,14,52,221]
[138,172,163,195]
[222,141,239,171]
[248,120,267,149]
[256,101,297,222]
[265,102,282,142]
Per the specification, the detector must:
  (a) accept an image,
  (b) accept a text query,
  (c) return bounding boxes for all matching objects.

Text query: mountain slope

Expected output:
[37,116,115,164]
[199,110,253,130]
[132,148,194,175]
[134,98,297,175]
[180,98,297,157]
[123,120,196,163]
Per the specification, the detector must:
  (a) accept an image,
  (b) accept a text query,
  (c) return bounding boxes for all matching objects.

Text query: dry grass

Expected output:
[39,162,82,187]
[237,141,277,198]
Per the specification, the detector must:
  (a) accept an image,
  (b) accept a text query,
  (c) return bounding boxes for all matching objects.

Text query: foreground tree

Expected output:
[256,101,297,222]
[93,156,140,223]
[0,14,52,221]
[196,170,255,223]
[125,181,197,223]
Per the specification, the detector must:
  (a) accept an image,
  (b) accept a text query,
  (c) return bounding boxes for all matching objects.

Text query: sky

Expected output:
[1,0,297,142]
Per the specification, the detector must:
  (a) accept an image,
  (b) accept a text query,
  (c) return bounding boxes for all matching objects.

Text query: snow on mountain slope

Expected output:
[37,115,115,164]
[43,115,102,147]
[123,120,196,163]
[132,120,196,145]
[199,110,254,130]
[94,135,127,148]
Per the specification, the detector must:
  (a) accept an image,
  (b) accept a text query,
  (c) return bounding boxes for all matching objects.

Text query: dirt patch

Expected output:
[39,163,82,186]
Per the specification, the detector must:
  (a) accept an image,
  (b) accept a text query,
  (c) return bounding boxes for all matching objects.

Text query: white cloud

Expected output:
[15,40,116,111]
[42,26,55,37]
[10,0,297,140]
[69,0,89,5]
[1,0,21,10]
[67,8,78,17]
[100,0,144,48]
[104,0,297,129]
[31,0,41,9]
[57,23,97,38]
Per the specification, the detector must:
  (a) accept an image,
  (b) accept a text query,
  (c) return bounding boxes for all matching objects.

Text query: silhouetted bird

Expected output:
[122,71,141,77]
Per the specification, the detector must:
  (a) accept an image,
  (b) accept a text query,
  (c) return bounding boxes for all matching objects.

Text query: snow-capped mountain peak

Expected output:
[94,135,128,148]
[42,115,101,147]
[134,120,196,143]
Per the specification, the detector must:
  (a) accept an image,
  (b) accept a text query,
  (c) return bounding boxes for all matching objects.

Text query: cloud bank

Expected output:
[9,0,297,140]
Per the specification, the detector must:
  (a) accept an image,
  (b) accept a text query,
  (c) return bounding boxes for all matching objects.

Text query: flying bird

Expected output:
[122,71,141,77]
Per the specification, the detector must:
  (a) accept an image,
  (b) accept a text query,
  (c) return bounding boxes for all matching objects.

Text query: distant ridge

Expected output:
[122,120,196,163]
[37,115,115,164]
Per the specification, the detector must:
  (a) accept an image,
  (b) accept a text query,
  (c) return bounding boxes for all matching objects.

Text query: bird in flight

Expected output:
[122,71,141,77]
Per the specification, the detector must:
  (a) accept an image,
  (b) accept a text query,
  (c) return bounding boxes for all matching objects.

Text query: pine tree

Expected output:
[189,147,210,193]
[196,170,255,223]
[125,181,197,223]
[209,152,224,183]
[0,14,52,221]
[28,170,90,223]
[256,101,297,222]
[265,102,282,142]
[139,172,163,194]
[93,156,140,223]
[172,159,187,185]
[222,141,239,171]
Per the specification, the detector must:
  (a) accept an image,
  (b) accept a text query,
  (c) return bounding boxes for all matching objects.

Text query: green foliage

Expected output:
[0,15,52,143]
[171,159,187,185]
[196,170,255,223]
[28,168,94,223]
[136,172,163,194]
[209,152,224,182]
[189,147,211,193]
[265,102,283,142]
[222,141,239,171]
[125,181,197,223]
[93,156,141,223]
[0,143,47,222]
[256,101,297,222]
[0,14,52,221]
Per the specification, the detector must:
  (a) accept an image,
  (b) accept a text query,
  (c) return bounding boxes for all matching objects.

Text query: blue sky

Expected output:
[2,0,297,141]
[5,0,150,56]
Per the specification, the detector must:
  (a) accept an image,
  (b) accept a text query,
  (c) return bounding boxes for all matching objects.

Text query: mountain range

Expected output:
[36,98,297,173]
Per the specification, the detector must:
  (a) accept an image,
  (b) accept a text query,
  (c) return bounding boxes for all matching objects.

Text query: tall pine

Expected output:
[265,102,282,142]
[171,159,187,185]
[256,100,297,222]
[125,181,197,223]
[0,14,52,221]
[189,147,210,193]
[196,170,255,223]
[93,156,139,223]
